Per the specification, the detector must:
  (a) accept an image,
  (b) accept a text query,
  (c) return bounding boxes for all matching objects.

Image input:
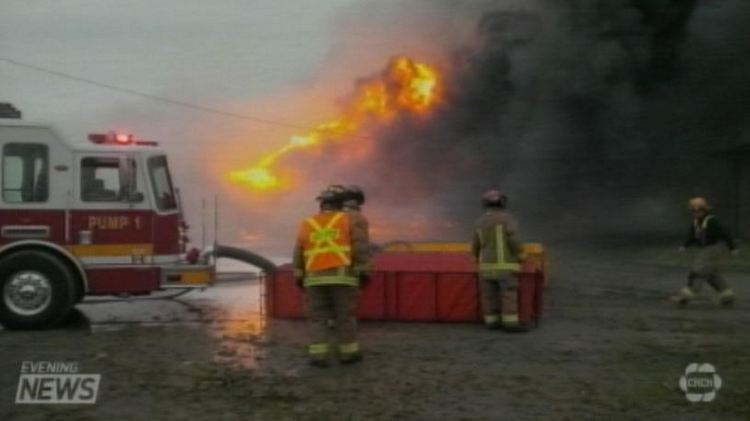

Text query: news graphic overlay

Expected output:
[679,363,722,403]
[15,361,101,404]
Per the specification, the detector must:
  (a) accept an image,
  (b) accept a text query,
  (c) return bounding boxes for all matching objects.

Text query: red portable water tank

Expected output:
[265,251,544,326]
[265,264,305,319]
[517,264,544,328]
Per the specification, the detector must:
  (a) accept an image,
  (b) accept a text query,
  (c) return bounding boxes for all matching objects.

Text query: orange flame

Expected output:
[228,56,441,191]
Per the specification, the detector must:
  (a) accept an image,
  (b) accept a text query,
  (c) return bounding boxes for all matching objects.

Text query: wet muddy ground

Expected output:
[1,244,749,420]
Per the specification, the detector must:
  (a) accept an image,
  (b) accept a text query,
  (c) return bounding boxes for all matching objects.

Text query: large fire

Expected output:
[228,56,441,191]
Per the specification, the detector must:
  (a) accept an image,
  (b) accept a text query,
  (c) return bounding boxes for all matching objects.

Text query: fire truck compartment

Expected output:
[161,264,215,288]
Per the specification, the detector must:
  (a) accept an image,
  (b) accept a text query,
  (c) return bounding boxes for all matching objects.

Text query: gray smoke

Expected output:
[326,0,750,243]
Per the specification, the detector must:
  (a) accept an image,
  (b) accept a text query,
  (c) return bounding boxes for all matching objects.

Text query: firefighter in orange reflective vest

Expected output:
[471,189,526,331]
[670,197,737,306]
[293,185,371,366]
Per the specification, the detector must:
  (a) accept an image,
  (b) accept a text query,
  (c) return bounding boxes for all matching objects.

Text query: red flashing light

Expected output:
[114,133,132,144]
[87,131,157,146]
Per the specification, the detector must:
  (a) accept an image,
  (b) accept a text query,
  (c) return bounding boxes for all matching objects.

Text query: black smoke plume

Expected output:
[335,0,750,242]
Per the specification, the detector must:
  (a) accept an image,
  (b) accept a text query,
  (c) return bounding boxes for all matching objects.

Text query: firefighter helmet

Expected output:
[688,197,710,211]
[345,185,366,206]
[482,189,507,208]
[316,184,346,206]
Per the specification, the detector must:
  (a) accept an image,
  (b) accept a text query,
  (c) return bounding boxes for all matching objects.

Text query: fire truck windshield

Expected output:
[147,155,177,211]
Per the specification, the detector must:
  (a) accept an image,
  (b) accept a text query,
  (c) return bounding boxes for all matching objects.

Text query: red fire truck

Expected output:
[0,116,214,329]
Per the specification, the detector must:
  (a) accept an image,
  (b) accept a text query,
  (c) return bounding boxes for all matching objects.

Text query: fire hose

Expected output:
[212,244,277,274]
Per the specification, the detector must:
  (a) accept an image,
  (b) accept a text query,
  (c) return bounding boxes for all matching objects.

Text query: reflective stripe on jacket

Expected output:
[304,266,358,287]
[684,214,736,250]
[477,224,521,273]
[694,215,713,240]
[296,211,357,287]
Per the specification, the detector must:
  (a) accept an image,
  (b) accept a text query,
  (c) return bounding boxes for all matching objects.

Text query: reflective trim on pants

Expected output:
[502,314,519,326]
[308,343,331,356]
[718,289,735,299]
[680,287,696,298]
[484,314,500,325]
[339,342,361,355]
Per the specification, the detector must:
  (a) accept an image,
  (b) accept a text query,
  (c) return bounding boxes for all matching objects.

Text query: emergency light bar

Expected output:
[88,131,159,147]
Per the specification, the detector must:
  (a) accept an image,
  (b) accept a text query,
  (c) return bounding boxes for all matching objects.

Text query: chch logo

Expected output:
[679,363,722,403]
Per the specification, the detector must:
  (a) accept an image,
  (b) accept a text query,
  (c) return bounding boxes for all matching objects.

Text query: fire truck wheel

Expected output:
[0,250,77,330]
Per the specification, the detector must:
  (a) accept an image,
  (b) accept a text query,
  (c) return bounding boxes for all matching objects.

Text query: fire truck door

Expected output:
[69,154,154,266]
[0,127,74,246]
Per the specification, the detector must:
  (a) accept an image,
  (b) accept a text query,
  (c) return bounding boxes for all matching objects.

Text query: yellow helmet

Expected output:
[688,197,710,211]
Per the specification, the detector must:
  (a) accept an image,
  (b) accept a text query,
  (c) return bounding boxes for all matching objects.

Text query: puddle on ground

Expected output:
[70,277,270,369]
[210,308,268,369]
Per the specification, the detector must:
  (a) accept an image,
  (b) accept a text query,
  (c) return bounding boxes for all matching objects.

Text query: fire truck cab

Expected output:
[0,120,214,329]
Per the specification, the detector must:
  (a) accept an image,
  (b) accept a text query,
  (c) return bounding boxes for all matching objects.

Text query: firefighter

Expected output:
[343,185,366,213]
[343,185,371,280]
[472,189,526,331]
[293,185,370,366]
[322,186,372,330]
[671,197,738,306]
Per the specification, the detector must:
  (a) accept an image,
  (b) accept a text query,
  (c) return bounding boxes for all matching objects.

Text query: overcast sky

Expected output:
[0,0,363,137]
